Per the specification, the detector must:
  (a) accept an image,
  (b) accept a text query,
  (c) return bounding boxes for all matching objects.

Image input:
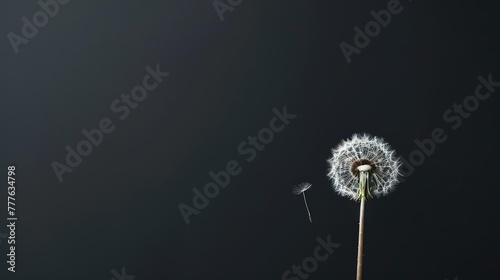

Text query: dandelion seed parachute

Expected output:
[293,182,313,223]
[327,133,401,200]
[292,182,312,195]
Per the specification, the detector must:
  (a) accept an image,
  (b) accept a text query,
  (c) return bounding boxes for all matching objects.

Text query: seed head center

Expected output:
[350,159,375,177]
[357,165,372,172]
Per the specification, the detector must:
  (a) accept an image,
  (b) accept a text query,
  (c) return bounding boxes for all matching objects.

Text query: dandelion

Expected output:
[293,182,313,223]
[327,133,401,280]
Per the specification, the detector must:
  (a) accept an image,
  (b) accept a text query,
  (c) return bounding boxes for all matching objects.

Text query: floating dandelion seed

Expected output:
[327,133,401,280]
[293,182,313,223]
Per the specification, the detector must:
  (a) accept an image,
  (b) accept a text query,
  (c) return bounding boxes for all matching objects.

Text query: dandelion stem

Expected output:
[357,195,366,280]
[302,192,312,223]
[356,170,369,280]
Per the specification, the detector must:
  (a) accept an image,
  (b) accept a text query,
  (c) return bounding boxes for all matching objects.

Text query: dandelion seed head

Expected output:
[293,182,312,195]
[327,133,401,200]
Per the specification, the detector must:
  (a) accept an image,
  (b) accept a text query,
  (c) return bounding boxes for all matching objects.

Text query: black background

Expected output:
[1,0,499,279]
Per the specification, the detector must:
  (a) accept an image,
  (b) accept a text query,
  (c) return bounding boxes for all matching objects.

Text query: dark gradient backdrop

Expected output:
[1,0,499,280]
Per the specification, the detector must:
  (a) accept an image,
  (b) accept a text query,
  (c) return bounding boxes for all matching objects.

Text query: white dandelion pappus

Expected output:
[327,133,401,200]
[292,182,312,195]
